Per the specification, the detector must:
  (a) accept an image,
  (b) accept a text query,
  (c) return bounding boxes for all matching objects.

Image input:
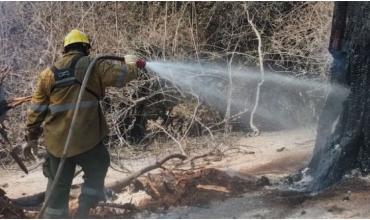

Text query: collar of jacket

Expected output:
[62,50,86,58]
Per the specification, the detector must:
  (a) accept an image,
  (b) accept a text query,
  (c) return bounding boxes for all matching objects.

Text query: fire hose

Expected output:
[37,55,146,218]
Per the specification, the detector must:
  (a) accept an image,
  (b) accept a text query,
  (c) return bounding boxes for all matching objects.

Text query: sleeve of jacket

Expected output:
[26,69,52,141]
[95,60,138,88]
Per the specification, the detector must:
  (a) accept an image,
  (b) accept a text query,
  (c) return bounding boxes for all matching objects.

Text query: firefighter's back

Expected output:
[41,51,109,157]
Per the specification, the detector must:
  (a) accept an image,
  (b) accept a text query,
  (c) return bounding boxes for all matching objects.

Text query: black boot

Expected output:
[74,204,91,219]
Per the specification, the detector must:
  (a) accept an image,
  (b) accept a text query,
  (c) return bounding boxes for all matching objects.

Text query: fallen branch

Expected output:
[196,184,230,193]
[97,202,137,211]
[144,179,161,200]
[107,153,187,192]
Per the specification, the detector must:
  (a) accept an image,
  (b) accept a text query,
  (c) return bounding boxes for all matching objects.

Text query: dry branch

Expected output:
[107,153,187,192]
[196,184,230,193]
[96,202,137,211]
[148,121,187,155]
[6,96,32,108]
[0,124,29,174]
[246,8,265,136]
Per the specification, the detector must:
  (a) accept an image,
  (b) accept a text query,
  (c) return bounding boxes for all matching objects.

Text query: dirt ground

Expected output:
[1,127,370,218]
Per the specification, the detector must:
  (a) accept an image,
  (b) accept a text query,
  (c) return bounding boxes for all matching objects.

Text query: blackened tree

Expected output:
[305,2,370,192]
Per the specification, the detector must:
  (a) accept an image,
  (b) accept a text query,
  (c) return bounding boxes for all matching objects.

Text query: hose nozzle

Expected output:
[136,59,146,69]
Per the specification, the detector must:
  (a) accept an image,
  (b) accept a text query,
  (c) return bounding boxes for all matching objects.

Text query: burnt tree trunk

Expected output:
[306,2,370,192]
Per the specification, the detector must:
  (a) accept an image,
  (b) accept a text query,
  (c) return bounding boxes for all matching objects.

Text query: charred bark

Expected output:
[305,2,370,192]
[308,2,349,174]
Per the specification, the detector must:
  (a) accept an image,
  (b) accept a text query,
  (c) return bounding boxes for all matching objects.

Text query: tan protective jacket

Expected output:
[26,51,137,157]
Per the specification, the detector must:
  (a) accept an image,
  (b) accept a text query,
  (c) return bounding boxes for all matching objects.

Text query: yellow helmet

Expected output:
[63,29,90,47]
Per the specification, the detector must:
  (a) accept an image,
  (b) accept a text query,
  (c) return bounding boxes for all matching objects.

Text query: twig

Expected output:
[194,117,215,141]
[149,121,186,155]
[209,109,248,130]
[180,96,200,142]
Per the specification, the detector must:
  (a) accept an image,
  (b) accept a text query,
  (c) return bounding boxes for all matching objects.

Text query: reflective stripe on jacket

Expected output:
[26,51,137,157]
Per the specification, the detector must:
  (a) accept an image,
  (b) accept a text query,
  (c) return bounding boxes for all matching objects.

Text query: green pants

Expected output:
[42,142,110,218]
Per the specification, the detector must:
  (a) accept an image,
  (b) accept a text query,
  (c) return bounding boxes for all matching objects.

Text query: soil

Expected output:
[1,127,370,218]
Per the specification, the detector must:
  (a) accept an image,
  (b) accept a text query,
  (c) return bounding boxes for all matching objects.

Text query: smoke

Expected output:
[146,60,350,131]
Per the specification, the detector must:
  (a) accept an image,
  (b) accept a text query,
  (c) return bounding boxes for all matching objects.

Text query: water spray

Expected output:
[145,60,350,131]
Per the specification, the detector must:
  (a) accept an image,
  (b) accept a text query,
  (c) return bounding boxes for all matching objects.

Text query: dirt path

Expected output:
[211,128,315,177]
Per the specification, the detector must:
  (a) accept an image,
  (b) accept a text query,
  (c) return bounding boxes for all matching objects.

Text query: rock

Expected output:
[343,190,351,200]
[1,183,8,188]
[276,147,286,152]
[301,210,306,215]
[327,205,345,214]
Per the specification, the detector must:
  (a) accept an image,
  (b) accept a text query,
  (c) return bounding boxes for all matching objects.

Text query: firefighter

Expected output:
[23,29,145,218]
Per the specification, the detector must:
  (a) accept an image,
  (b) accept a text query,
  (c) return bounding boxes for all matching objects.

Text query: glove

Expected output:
[23,139,38,161]
[124,55,146,69]
[136,59,146,69]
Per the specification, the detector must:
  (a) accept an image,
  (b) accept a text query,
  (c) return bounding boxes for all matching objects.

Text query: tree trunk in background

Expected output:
[306,2,370,192]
